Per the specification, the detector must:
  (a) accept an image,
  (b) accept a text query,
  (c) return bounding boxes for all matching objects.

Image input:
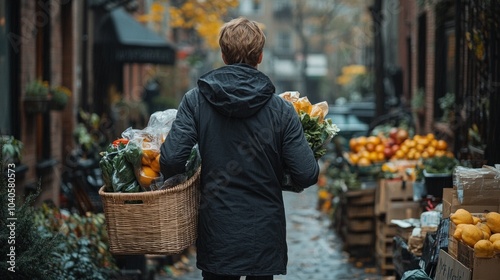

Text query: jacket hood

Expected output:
[198,64,276,118]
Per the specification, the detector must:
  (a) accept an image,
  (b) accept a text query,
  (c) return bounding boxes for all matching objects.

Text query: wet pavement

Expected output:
[155,185,386,280]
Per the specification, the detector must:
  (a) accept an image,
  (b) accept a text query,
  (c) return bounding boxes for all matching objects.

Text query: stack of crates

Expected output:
[374,179,421,276]
[338,188,376,258]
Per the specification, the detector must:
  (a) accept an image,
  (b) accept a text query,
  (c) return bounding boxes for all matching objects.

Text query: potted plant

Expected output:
[1,135,24,165]
[24,79,50,114]
[422,155,459,198]
[50,85,71,110]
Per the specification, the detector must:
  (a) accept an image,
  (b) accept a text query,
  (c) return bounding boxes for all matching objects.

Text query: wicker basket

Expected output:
[99,167,201,255]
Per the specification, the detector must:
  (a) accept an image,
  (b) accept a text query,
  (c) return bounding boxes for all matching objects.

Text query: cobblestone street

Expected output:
[156,185,385,280]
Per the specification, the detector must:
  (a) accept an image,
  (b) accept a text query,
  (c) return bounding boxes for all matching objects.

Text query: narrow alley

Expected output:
[156,185,383,280]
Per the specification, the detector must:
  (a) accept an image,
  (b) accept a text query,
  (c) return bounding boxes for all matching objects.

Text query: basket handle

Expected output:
[123,200,144,205]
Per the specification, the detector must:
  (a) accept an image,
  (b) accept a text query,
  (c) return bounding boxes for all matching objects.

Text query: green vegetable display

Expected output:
[422,155,459,174]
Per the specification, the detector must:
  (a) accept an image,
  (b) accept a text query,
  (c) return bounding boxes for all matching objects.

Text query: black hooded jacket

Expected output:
[160,63,319,276]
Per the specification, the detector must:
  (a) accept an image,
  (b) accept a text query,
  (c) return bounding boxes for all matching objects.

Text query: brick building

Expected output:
[0,0,176,208]
[1,0,86,205]
[377,0,499,165]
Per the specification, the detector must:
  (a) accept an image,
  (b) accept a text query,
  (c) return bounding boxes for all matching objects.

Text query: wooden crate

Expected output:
[376,251,395,276]
[375,179,414,215]
[377,219,398,238]
[346,204,375,219]
[343,231,374,247]
[376,219,396,258]
[344,188,376,206]
[376,233,393,258]
[448,237,458,258]
[385,201,422,224]
[346,217,374,232]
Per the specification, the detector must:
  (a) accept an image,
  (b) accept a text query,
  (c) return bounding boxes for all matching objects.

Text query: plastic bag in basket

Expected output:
[99,140,142,193]
[122,127,166,191]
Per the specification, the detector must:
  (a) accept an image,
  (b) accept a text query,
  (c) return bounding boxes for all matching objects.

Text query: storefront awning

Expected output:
[95,7,176,65]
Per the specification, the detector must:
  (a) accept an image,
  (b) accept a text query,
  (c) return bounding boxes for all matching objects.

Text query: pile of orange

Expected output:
[348,135,386,166]
[347,131,452,166]
[392,134,451,160]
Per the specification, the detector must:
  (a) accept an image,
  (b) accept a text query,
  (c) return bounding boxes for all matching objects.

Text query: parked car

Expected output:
[327,103,373,141]
[320,102,374,177]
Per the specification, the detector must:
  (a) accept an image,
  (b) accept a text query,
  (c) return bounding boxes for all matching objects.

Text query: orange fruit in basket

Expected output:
[142,165,158,177]
[150,154,161,173]
[141,155,151,166]
[138,166,160,187]
[143,148,159,160]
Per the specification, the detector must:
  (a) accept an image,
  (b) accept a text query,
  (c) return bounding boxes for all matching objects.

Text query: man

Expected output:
[160,17,319,280]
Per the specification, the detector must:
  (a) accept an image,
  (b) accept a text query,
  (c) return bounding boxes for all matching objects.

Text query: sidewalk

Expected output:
[155,185,384,280]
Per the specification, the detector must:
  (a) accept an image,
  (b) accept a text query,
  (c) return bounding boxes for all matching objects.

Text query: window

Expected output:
[277,32,292,53]
[240,0,262,15]
[273,0,292,19]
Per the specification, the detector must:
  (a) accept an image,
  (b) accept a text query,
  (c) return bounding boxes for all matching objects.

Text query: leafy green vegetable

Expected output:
[422,155,459,174]
[99,142,142,193]
[299,112,340,159]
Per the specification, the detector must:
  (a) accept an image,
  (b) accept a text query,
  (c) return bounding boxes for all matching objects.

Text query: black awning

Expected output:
[95,7,176,65]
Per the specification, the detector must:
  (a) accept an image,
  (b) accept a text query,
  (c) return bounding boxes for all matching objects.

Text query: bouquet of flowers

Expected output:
[279,91,340,192]
[280,91,340,159]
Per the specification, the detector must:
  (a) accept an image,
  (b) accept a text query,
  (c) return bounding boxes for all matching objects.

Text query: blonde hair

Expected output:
[219,17,265,66]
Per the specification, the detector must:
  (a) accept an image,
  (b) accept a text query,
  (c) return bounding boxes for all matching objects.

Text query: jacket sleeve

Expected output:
[281,104,319,188]
[160,90,198,179]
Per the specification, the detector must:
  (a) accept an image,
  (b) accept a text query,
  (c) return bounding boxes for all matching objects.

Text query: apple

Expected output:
[391,144,400,153]
[389,127,399,141]
[387,137,396,147]
[396,129,409,144]
[384,147,394,159]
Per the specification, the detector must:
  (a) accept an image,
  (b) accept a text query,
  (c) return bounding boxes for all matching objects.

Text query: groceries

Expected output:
[99,109,201,193]
[450,208,500,258]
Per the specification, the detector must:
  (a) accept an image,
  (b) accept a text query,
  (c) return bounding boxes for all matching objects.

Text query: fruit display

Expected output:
[347,127,453,167]
[450,208,500,258]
